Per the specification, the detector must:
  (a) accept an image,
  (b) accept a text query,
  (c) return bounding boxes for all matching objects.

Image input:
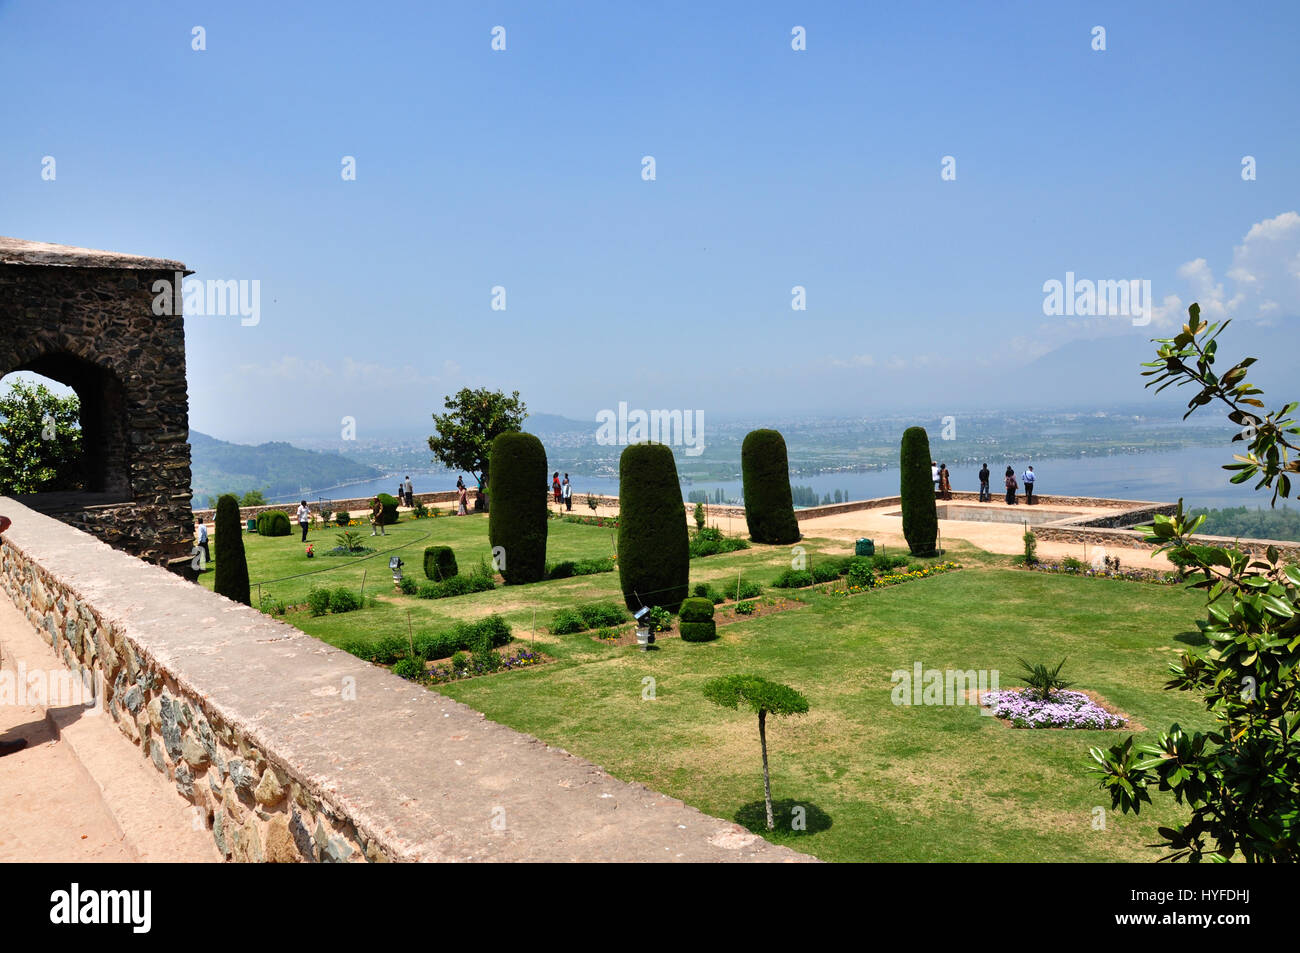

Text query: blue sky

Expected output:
[3,1,1297,442]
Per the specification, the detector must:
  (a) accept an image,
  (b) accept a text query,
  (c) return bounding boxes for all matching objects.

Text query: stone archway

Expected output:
[0,238,195,571]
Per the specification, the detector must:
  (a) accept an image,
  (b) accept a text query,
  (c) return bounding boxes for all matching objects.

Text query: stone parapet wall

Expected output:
[192,491,460,523]
[0,499,808,863]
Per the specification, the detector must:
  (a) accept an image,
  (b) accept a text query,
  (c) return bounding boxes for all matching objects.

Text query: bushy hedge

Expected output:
[415,562,495,600]
[488,431,548,584]
[423,545,458,581]
[617,443,689,614]
[376,493,400,525]
[308,585,364,615]
[341,614,512,664]
[551,601,629,634]
[900,426,938,556]
[679,597,717,642]
[689,527,750,558]
[213,494,250,605]
[692,582,726,604]
[335,510,350,526]
[772,568,815,589]
[256,510,292,537]
[544,556,616,579]
[741,429,800,544]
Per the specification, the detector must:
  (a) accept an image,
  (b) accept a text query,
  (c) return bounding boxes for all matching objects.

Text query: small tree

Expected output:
[704,675,809,831]
[239,489,267,507]
[213,494,250,605]
[1022,529,1038,564]
[899,426,938,556]
[427,388,527,511]
[487,431,548,584]
[617,443,689,613]
[1090,303,1300,862]
[693,501,706,532]
[0,379,82,494]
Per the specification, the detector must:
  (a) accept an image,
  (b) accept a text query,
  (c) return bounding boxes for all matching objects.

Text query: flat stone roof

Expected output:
[0,237,188,272]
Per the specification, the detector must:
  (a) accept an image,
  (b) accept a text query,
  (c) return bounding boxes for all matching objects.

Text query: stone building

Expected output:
[0,237,194,571]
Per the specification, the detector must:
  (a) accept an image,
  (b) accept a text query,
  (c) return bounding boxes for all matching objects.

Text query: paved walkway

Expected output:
[0,598,220,863]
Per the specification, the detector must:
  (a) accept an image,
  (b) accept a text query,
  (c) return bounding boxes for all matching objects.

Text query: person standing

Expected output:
[931,460,940,496]
[195,516,210,567]
[1023,465,1036,505]
[978,463,990,502]
[404,475,414,508]
[938,464,952,500]
[370,496,386,536]
[552,472,562,507]
[562,474,572,511]
[296,499,311,542]
[457,483,468,516]
[1004,466,1018,505]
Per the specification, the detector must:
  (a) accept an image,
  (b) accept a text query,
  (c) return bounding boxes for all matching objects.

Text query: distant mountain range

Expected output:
[188,431,381,507]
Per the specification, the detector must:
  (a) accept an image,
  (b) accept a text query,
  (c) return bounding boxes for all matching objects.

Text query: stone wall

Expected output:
[0,499,807,863]
[0,239,195,570]
[192,491,461,523]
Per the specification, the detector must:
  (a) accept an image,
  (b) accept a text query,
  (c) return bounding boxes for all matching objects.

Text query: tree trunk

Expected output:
[759,708,773,830]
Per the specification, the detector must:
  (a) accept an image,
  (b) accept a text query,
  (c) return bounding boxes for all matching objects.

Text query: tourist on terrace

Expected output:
[552,472,562,507]
[562,474,572,511]
[404,476,414,508]
[978,463,991,502]
[931,461,940,496]
[195,516,210,566]
[1004,466,1018,505]
[296,500,310,541]
[457,483,468,515]
[1023,466,1036,505]
[370,496,386,536]
[938,464,952,500]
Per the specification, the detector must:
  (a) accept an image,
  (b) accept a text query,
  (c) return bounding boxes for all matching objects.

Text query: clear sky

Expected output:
[3,1,1297,443]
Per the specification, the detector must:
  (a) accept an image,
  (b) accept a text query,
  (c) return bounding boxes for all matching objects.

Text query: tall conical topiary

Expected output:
[900,426,938,556]
[617,443,689,614]
[488,431,548,584]
[741,429,800,544]
[214,493,251,605]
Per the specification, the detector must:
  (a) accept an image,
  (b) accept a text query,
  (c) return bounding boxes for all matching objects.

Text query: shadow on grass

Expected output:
[1174,629,1208,647]
[735,798,833,836]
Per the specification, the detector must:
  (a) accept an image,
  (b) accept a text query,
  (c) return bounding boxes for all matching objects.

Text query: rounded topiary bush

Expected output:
[741,429,800,544]
[487,431,548,584]
[257,510,292,537]
[679,620,718,642]
[900,426,938,556]
[335,510,350,526]
[679,597,715,623]
[214,494,250,606]
[376,493,400,525]
[617,443,689,614]
[423,545,458,581]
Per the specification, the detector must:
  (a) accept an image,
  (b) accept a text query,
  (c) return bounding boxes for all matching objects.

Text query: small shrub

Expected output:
[647,606,673,633]
[398,576,417,595]
[871,553,910,571]
[1023,529,1038,565]
[259,595,287,616]
[1062,556,1087,573]
[392,658,425,680]
[546,560,576,579]
[571,556,615,575]
[692,582,726,604]
[578,602,627,628]
[772,568,814,589]
[689,527,750,558]
[257,510,292,537]
[810,561,843,583]
[680,620,717,642]
[306,587,332,617]
[846,559,875,589]
[734,600,757,615]
[334,510,350,526]
[329,586,362,613]
[679,597,715,623]
[1016,657,1072,701]
[693,501,706,531]
[449,651,468,671]
[413,502,428,517]
[551,609,586,635]
[336,529,363,553]
[424,545,458,581]
[731,580,762,601]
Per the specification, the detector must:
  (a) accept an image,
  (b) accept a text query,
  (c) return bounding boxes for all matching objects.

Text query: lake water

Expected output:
[277,445,1271,513]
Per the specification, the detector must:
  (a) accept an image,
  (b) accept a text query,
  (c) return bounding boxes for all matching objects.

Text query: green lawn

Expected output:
[204,513,1213,862]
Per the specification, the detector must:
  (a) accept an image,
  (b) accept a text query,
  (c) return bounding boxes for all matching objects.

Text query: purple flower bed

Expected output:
[981,688,1127,729]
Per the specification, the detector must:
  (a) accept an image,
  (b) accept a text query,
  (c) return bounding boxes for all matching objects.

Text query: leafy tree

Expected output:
[213,494,250,605]
[427,388,527,511]
[1091,303,1300,862]
[693,501,706,531]
[703,674,810,830]
[0,379,82,494]
[239,489,268,506]
[899,426,938,556]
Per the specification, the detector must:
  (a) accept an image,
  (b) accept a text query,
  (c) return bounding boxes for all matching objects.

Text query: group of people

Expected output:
[453,475,482,515]
[551,472,573,511]
[936,461,1040,505]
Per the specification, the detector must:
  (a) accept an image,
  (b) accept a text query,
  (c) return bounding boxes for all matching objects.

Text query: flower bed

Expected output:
[981,688,1128,729]
[549,513,620,529]
[1019,561,1181,585]
[424,649,546,683]
[825,561,962,596]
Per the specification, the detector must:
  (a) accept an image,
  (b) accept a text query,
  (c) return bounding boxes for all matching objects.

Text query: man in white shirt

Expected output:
[195,516,210,566]
[297,500,311,541]
[562,474,572,511]
[1022,467,1036,505]
[931,461,940,496]
[404,476,414,508]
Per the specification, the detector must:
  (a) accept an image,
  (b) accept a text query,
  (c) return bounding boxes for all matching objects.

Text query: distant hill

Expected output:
[523,412,593,434]
[189,431,381,507]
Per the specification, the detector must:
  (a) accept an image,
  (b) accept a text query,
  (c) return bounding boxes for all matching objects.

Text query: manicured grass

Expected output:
[207,514,1213,861]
